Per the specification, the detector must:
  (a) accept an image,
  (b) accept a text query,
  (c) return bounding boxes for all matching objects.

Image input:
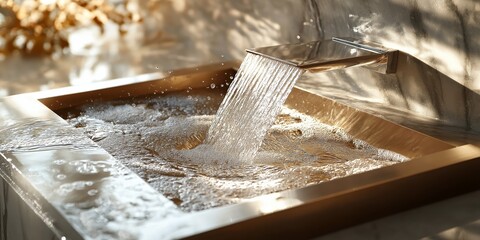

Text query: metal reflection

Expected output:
[247,37,398,74]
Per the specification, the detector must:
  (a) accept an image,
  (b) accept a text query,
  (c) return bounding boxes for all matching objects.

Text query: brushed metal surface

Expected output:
[246,37,398,74]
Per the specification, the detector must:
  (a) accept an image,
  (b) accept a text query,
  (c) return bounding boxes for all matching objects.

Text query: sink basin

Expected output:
[1,62,479,240]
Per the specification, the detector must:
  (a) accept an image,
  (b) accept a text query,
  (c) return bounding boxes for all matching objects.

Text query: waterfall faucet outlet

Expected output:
[246,37,398,74]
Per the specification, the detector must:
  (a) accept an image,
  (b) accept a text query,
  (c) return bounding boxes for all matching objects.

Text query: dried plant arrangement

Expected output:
[0,0,142,57]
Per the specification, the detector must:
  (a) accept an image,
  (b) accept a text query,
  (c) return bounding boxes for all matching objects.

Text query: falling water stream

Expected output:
[205,53,305,163]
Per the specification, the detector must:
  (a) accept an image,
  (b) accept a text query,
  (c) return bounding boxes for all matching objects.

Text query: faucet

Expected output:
[246,37,398,74]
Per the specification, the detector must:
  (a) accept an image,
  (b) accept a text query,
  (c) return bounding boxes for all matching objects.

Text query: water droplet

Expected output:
[221,63,224,66]
[87,189,98,196]
[56,174,67,180]
[221,54,224,58]
[229,76,234,80]
[296,35,301,40]
[210,83,215,89]
[75,161,99,174]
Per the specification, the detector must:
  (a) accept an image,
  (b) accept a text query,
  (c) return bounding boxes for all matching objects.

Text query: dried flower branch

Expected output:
[0,0,142,57]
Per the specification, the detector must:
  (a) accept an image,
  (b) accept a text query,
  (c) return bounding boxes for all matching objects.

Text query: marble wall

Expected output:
[155,0,480,91]
[312,0,480,91]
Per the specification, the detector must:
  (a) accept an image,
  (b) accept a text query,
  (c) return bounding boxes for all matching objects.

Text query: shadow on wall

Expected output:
[151,0,314,60]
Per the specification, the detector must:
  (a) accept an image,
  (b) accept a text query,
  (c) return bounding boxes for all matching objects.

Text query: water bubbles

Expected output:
[54,159,66,165]
[56,174,67,180]
[73,160,99,175]
[91,132,107,142]
[87,189,99,196]
[210,83,215,89]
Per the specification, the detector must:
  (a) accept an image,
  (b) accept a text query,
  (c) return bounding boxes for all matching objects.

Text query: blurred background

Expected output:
[0,0,315,97]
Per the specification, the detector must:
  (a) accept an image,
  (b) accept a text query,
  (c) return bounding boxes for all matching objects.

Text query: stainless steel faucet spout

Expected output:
[246,37,398,74]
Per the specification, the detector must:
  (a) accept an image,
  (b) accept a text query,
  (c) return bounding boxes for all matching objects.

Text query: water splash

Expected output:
[65,94,408,212]
[205,53,305,163]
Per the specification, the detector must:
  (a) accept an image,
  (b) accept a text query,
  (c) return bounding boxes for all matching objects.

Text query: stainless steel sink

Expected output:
[1,62,479,240]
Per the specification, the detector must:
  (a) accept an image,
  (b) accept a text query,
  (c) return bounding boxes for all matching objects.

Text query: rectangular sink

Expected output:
[1,62,480,240]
